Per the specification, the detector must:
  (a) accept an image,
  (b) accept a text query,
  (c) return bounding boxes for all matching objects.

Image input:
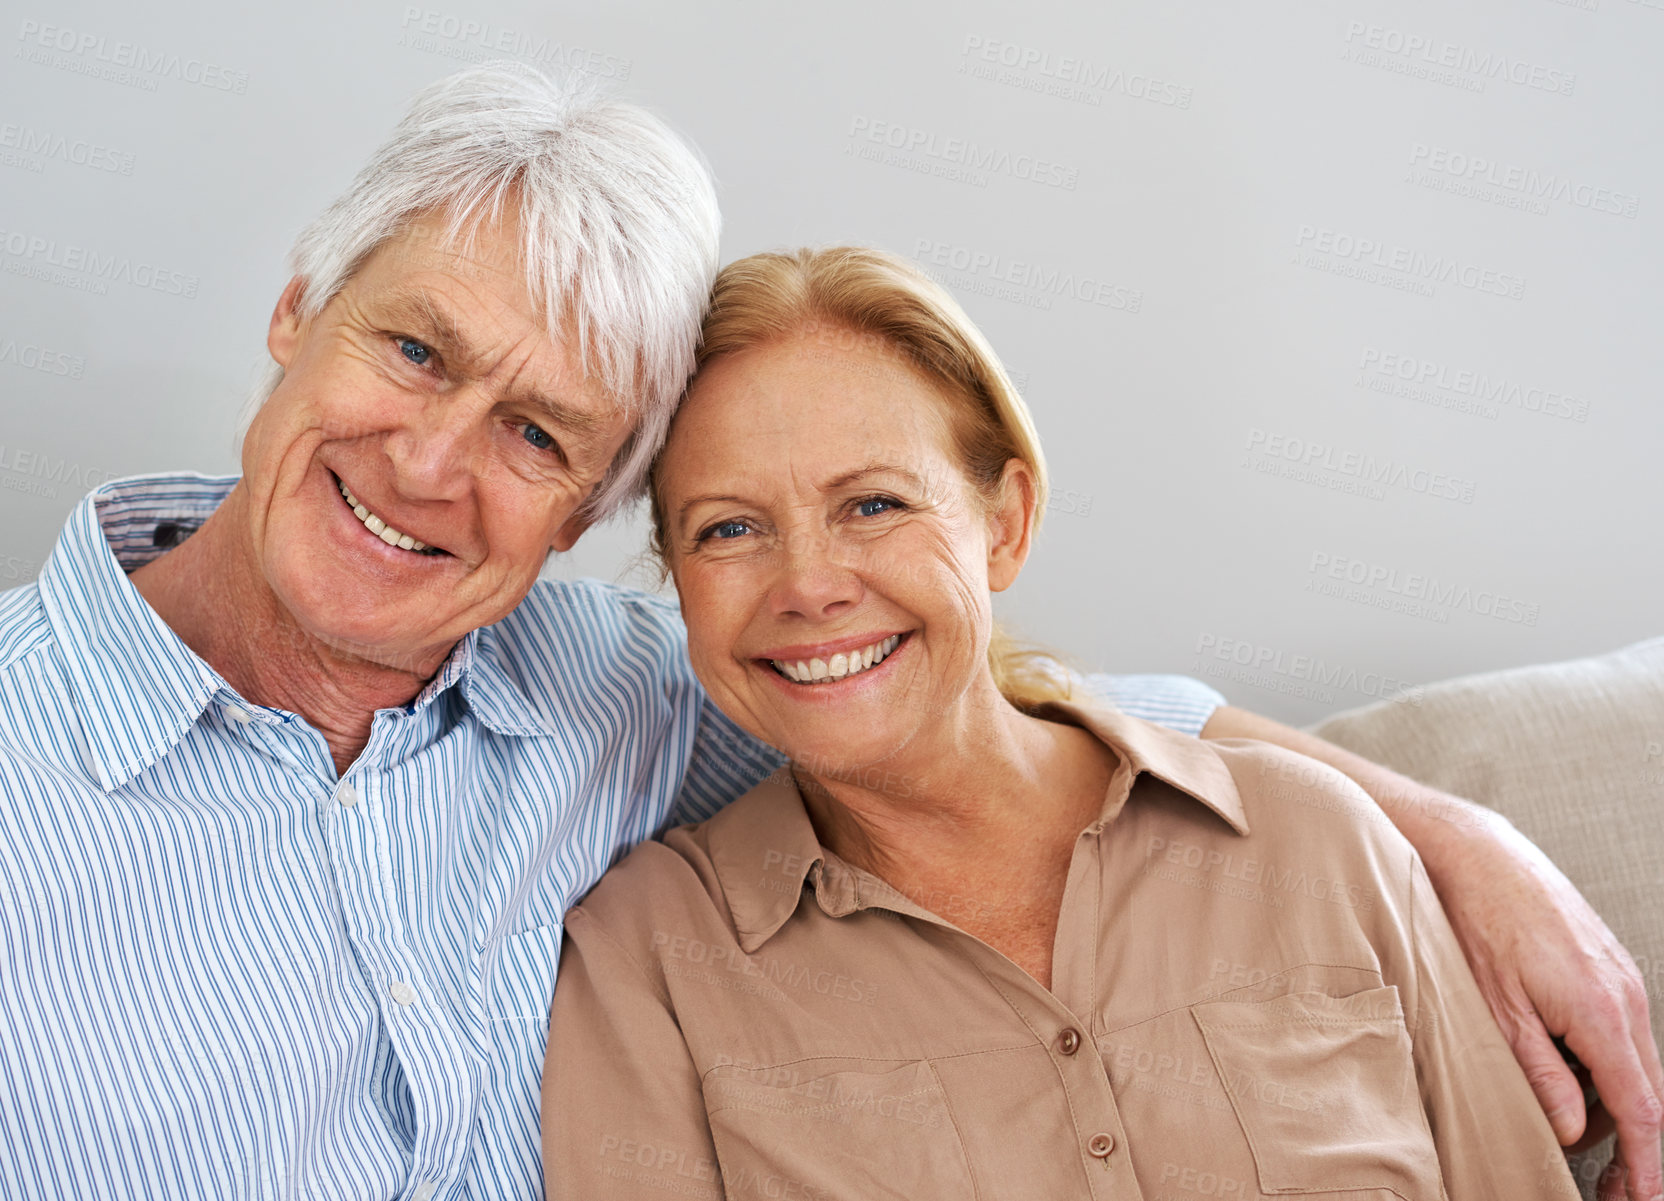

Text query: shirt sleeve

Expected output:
[671,697,785,827]
[543,907,727,1201]
[1395,853,1581,1200]
[1076,672,1226,737]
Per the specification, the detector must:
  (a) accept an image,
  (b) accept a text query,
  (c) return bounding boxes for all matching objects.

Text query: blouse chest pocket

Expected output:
[1191,987,1443,1200]
[702,1058,975,1201]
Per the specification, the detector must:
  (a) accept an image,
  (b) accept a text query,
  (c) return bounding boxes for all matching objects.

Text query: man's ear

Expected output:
[267,276,308,368]
[987,458,1039,593]
[550,505,597,553]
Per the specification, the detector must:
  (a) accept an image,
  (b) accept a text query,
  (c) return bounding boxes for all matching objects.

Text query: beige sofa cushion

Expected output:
[1311,636,1664,1189]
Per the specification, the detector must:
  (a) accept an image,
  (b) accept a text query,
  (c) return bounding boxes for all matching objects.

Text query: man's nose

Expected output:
[383,392,489,498]
[769,529,864,619]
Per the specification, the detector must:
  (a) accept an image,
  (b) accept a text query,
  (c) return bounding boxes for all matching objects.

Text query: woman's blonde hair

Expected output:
[650,245,1075,712]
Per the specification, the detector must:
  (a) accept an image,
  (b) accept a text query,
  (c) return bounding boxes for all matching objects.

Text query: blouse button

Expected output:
[1058,1028,1082,1055]
[1087,1132,1115,1158]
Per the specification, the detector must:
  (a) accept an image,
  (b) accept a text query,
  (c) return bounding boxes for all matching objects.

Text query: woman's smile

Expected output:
[759,631,908,685]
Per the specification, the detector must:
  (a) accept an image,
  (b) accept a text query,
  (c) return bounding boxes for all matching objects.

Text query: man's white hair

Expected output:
[283,61,719,520]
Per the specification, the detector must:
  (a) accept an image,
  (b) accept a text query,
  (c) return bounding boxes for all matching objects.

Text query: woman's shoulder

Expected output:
[564,770,804,954]
[1201,734,1422,906]
[1064,697,1420,903]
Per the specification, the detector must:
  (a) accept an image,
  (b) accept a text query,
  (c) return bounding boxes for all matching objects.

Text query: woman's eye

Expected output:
[699,520,751,542]
[397,337,431,367]
[521,423,555,452]
[855,496,902,518]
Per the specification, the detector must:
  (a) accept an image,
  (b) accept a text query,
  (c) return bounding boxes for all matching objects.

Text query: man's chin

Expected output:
[309,623,459,678]
[274,584,467,677]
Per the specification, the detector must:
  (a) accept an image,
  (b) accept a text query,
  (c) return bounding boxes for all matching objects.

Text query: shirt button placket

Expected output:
[330,754,474,1192]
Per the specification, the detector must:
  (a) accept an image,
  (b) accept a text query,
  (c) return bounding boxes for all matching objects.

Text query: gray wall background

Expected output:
[1,0,1656,725]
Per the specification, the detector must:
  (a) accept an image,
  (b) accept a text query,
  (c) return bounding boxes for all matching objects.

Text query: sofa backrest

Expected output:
[1311,636,1664,1191]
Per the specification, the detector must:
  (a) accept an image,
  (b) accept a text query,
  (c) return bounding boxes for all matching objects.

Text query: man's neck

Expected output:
[128,482,453,778]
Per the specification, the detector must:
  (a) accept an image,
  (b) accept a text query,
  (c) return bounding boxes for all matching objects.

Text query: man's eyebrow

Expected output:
[383,286,474,363]
[524,390,609,434]
[381,286,609,433]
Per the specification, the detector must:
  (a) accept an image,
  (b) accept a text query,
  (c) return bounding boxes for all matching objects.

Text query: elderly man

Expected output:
[0,64,1657,1201]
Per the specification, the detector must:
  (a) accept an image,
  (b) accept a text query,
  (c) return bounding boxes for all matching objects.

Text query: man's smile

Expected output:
[333,473,447,556]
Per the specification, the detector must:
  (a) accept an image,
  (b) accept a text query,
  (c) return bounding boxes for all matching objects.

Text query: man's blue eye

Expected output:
[398,338,430,366]
[522,424,554,451]
[857,497,899,517]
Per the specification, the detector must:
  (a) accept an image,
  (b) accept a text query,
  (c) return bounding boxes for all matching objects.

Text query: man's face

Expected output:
[244,211,633,673]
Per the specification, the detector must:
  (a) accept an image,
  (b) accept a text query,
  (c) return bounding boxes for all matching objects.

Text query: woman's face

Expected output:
[657,330,1031,772]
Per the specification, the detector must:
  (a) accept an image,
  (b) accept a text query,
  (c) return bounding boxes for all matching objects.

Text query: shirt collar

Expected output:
[36,472,559,790]
[704,700,1249,953]
[37,473,237,791]
[1043,698,1250,837]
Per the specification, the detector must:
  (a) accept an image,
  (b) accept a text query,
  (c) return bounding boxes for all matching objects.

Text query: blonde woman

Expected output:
[542,247,1582,1199]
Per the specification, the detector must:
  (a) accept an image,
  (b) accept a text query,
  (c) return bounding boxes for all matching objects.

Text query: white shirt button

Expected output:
[337,782,359,808]
[411,1182,437,1201]
[225,706,252,726]
[389,980,417,1007]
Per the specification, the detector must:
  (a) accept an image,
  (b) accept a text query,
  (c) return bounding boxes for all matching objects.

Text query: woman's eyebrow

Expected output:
[674,464,932,523]
[824,463,930,491]
[677,493,753,520]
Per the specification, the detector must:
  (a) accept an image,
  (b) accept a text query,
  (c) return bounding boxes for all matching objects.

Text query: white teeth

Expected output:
[337,477,431,554]
[771,634,904,685]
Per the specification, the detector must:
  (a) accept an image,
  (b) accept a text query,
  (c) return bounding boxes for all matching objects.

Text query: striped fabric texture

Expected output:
[0,473,1225,1200]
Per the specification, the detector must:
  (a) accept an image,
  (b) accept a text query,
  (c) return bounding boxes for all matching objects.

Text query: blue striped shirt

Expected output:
[0,473,1224,1200]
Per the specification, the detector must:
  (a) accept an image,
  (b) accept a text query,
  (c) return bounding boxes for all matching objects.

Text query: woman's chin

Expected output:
[760,722,915,792]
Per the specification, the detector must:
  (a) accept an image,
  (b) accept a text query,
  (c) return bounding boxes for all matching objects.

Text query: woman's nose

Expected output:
[769,529,864,619]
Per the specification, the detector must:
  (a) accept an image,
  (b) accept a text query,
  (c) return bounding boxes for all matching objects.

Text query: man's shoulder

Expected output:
[505,577,681,636]
[0,580,89,779]
[0,581,52,675]
[494,578,689,668]
[1078,672,1225,738]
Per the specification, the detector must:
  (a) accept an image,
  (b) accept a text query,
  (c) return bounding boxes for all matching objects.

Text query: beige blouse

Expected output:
[543,702,1578,1200]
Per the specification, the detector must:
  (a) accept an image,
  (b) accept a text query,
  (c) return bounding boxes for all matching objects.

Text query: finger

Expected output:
[1610,940,1664,1115]
[1568,1097,1616,1155]
[1619,1025,1664,1201]
[1516,1017,1590,1145]
[1570,1010,1664,1201]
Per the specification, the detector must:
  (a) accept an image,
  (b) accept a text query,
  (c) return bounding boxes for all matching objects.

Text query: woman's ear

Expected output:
[986,458,1038,593]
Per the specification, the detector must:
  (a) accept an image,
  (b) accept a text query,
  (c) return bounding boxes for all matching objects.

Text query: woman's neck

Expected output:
[794,684,1117,985]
